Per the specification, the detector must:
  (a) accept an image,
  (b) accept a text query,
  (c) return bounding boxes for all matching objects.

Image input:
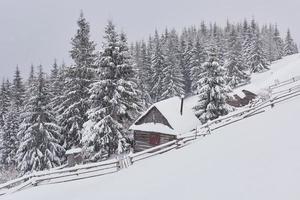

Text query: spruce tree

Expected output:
[161,30,185,99]
[225,28,250,88]
[190,36,207,92]
[11,67,25,112]
[0,81,12,167]
[180,37,193,95]
[0,81,10,127]
[244,23,269,73]
[1,105,19,167]
[136,41,153,107]
[284,29,297,56]
[249,33,269,73]
[59,12,96,149]
[1,68,25,168]
[150,31,165,102]
[194,50,230,123]
[49,60,65,114]
[82,22,141,161]
[273,25,284,60]
[16,67,64,174]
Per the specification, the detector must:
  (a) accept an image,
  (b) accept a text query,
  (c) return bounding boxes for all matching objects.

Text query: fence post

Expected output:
[206,125,211,135]
[270,98,274,108]
[117,154,132,170]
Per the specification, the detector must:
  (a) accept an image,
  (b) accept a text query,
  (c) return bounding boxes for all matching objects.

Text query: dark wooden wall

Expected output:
[227,90,257,107]
[135,106,172,129]
[134,130,176,152]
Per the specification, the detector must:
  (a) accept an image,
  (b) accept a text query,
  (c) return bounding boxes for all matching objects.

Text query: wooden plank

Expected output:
[131,140,177,158]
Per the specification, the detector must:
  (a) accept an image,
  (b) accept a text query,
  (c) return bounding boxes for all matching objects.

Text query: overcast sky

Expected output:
[0,0,299,80]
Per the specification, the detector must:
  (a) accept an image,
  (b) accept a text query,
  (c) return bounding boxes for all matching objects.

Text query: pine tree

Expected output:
[190,36,207,92]
[248,31,269,73]
[11,67,25,112]
[0,81,10,127]
[284,29,297,56]
[1,67,25,168]
[16,67,64,174]
[150,31,165,102]
[0,81,12,167]
[180,37,193,95]
[194,51,230,123]
[49,60,60,98]
[161,30,185,99]
[136,41,153,107]
[225,28,250,88]
[49,60,65,114]
[243,21,269,73]
[273,25,284,60]
[1,105,19,167]
[59,12,96,149]
[82,22,141,161]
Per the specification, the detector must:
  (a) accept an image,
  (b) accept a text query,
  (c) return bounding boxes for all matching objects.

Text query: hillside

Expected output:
[2,54,300,200]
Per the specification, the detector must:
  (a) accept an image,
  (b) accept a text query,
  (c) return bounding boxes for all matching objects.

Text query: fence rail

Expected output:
[268,76,300,89]
[1,76,300,196]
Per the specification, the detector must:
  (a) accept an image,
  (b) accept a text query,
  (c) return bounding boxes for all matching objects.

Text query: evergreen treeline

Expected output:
[0,14,298,177]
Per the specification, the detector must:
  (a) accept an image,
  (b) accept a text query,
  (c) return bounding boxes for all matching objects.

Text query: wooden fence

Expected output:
[1,76,300,196]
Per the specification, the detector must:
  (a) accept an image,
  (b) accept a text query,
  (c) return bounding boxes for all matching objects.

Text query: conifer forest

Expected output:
[0,13,298,179]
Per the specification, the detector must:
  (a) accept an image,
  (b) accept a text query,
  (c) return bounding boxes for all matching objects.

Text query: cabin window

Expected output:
[149,134,160,145]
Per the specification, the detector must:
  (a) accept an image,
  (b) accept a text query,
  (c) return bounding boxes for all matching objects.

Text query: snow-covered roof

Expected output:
[65,148,82,155]
[130,96,200,136]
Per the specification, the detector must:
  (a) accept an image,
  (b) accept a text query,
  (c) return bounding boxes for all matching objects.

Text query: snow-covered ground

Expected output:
[2,54,300,200]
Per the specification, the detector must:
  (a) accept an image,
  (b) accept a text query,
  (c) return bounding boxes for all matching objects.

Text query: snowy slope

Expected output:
[3,54,300,200]
[235,53,300,95]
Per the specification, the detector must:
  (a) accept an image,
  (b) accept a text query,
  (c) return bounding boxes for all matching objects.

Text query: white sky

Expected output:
[0,0,299,80]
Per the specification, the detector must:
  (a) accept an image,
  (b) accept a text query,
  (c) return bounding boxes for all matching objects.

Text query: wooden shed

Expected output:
[129,96,200,152]
[65,148,83,167]
[227,90,257,107]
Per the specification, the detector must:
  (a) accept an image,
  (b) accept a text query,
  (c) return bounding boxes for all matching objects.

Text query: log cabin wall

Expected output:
[135,107,172,129]
[134,130,176,152]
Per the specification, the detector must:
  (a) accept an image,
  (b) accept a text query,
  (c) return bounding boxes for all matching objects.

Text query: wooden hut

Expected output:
[129,96,200,152]
[65,148,83,167]
[227,90,257,107]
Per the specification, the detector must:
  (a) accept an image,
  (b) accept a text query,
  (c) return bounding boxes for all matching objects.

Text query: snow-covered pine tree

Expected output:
[193,50,230,123]
[150,31,166,102]
[273,25,284,60]
[1,104,19,168]
[136,41,153,107]
[261,25,275,63]
[0,81,10,127]
[1,67,25,168]
[243,20,269,73]
[161,30,185,100]
[210,23,226,66]
[49,60,65,115]
[0,80,11,167]
[200,21,208,37]
[225,28,250,88]
[190,36,207,93]
[16,66,64,174]
[248,31,269,73]
[241,23,252,70]
[180,37,193,95]
[58,12,96,149]
[118,31,143,121]
[49,60,60,98]
[283,29,297,56]
[82,22,141,161]
[11,67,25,112]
